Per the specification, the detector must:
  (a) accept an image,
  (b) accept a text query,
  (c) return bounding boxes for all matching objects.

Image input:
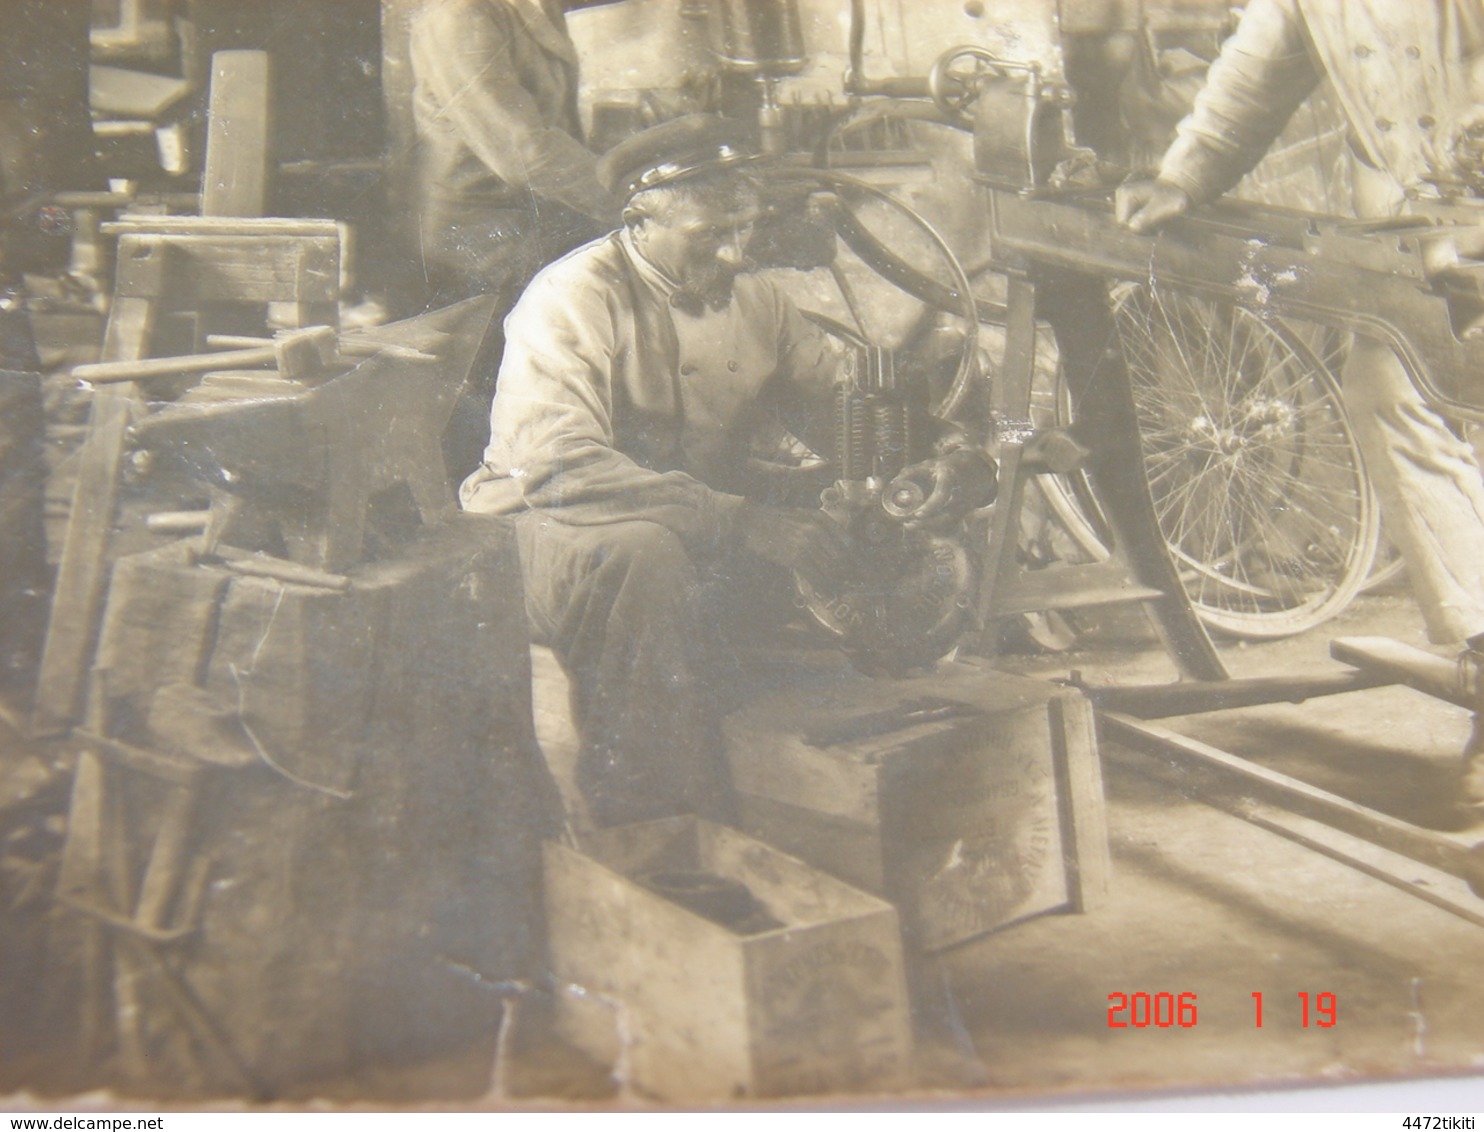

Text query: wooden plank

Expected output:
[31,252,159,736]
[1101,711,1484,885]
[1051,693,1110,911]
[134,782,200,932]
[102,217,339,238]
[201,50,271,217]
[89,64,191,118]
[991,562,1165,616]
[1331,636,1473,710]
[973,272,1037,632]
[72,731,221,782]
[113,236,340,306]
[32,390,140,736]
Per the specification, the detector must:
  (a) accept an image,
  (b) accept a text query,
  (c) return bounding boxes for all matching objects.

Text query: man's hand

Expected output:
[889,449,998,530]
[735,503,851,578]
[1115,179,1193,234]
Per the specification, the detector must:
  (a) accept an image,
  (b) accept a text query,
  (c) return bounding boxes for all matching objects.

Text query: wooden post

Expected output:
[200,51,271,218]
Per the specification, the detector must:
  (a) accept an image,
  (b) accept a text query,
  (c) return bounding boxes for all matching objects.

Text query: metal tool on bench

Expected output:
[72,325,342,386]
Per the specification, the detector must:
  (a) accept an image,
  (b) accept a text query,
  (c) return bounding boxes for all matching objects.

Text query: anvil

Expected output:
[128,295,498,573]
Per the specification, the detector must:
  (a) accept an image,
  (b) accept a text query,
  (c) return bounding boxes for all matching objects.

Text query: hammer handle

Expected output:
[74,346,278,384]
[204,334,433,361]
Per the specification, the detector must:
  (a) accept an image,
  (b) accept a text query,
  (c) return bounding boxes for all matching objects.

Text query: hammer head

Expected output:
[273,325,340,379]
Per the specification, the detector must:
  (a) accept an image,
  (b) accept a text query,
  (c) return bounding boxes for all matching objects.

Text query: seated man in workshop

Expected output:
[459,116,998,830]
[1114,0,1484,806]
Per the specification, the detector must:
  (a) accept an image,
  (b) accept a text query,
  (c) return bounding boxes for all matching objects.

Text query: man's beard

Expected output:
[670,259,755,315]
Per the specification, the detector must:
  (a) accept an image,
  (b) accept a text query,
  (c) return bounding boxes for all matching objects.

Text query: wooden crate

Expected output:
[724,659,1108,952]
[545,816,913,1101]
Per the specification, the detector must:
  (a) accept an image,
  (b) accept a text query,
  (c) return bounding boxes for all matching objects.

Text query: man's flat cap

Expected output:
[598,115,756,200]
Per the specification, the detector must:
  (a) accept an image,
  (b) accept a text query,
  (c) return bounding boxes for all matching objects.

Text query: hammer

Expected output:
[73,325,340,385]
[204,332,436,362]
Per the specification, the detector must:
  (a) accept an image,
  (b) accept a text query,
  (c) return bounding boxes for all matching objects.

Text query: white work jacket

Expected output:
[1159,0,1484,204]
[459,231,841,555]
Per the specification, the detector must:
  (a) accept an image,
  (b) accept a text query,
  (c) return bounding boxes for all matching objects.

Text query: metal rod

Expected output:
[1101,711,1484,889]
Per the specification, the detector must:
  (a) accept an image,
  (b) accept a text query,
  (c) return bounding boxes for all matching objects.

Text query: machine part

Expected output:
[1112,283,1379,638]
[706,0,805,154]
[773,167,983,417]
[795,527,976,676]
[880,471,929,520]
[928,45,1019,121]
[707,0,806,75]
[842,0,931,98]
[796,343,979,675]
[926,46,1075,192]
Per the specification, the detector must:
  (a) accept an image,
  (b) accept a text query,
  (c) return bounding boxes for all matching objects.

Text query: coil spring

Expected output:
[871,397,909,481]
[837,387,870,480]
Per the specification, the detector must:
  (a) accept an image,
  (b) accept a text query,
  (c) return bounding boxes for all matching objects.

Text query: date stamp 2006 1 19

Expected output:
[1105,992,1339,1029]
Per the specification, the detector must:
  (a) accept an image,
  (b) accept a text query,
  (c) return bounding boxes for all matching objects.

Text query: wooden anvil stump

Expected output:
[72,515,558,1096]
[723,658,1109,952]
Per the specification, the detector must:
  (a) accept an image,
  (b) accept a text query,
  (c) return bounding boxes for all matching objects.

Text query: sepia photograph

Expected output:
[3,0,1484,1112]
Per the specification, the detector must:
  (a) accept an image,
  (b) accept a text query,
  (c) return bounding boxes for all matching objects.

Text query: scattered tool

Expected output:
[197,546,352,591]
[204,332,435,362]
[804,696,982,747]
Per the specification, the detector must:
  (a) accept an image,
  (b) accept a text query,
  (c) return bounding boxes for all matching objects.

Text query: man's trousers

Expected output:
[513,513,781,830]
[1343,338,1484,645]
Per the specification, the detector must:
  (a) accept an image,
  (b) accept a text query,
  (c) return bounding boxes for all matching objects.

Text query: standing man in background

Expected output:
[409,0,625,471]
[1116,0,1484,808]
[409,0,622,308]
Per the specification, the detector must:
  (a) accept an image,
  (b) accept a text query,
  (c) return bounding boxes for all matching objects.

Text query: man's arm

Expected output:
[410,0,618,225]
[1118,0,1320,231]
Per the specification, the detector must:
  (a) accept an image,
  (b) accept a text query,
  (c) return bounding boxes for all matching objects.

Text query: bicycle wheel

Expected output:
[1112,284,1380,638]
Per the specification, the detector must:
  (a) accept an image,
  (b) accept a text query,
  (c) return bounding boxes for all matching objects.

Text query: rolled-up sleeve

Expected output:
[1158,0,1321,204]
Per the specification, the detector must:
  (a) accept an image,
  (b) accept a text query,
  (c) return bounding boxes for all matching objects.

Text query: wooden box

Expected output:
[545,816,913,1101]
[723,659,1108,952]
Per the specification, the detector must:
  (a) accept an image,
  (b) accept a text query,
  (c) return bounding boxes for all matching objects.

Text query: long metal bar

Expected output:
[1100,711,1484,891]
[1103,743,1484,929]
[1081,669,1391,719]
